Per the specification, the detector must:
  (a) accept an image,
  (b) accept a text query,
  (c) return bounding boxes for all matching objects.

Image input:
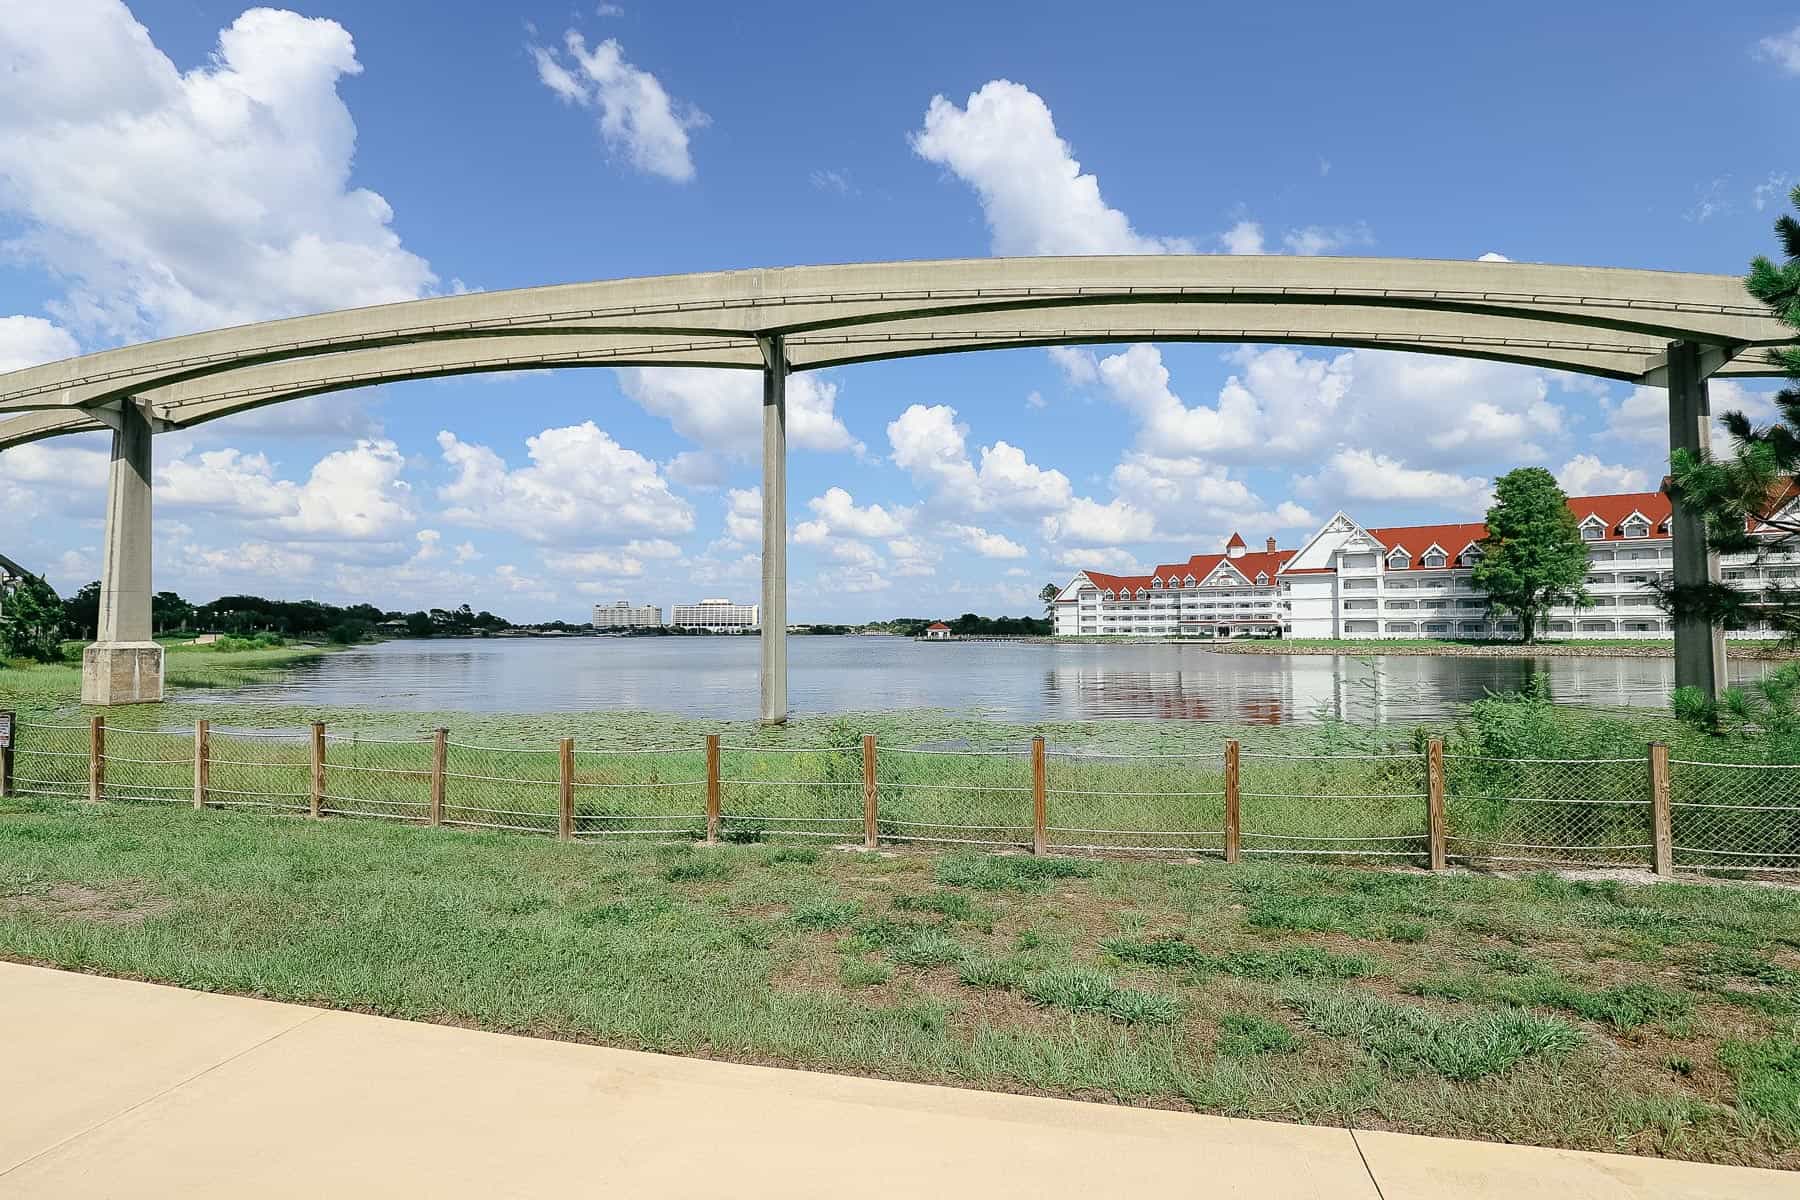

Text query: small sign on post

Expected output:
[0,710,13,799]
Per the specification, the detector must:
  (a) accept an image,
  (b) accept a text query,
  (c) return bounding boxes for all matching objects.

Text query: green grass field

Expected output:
[0,795,1796,1168]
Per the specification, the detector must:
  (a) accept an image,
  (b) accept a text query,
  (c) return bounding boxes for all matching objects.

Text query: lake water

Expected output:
[196,636,1782,724]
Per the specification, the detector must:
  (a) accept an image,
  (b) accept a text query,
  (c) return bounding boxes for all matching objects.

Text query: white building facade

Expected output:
[671,598,760,631]
[1055,492,1789,642]
[591,601,663,629]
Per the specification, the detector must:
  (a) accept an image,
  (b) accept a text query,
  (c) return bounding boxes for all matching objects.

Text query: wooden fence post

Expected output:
[1223,739,1241,864]
[89,715,104,804]
[0,710,13,799]
[193,719,209,810]
[309,722,325,818]
[862,733,878,850]
[1031,735,1047,855]
[559,737,575,841]
[430,728,448,827]
[1426,737,1447,872]
[1649,741,1673,876]
[705,733,721,844]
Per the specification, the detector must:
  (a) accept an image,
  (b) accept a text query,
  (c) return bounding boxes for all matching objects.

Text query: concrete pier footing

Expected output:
[81,401,162,706]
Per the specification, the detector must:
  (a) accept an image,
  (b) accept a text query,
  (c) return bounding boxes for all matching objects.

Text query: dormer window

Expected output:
[1184,574,1196,587]
[1135,588,1148,600]
[1620,515,1650,539]
[1150,577,1162,590]
[1458,545,1483,567]
[1579,515,1605,541]
[1255,572,1268,585]
[1387,549,1411,570]
[1422,549,1447,569]
[1102,589,1114,600]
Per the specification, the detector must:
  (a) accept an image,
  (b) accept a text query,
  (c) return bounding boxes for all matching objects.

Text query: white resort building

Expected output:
[670,598,760,632]
[591,601,663,629]
[1053,491,1793,641]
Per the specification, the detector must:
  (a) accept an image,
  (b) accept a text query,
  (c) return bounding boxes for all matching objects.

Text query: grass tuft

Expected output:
[789,898,861,930]
[1287,987,1583,1081]
[1218,1013,1298,1057]
[662,855,734,883]
[839,958,893,989]
[1023,967,1181,1025]
[768,847,819,865]
[934,854,1096,892]
[1718,1036,1800,1136]
[887,927,967,968]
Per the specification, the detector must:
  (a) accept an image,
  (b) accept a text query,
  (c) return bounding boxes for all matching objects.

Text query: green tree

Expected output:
[61,580,100,640]
[1,571,66,662]
[1038,582,1060,618]
[1470,467,1591,643]
[1662,184,1800,641]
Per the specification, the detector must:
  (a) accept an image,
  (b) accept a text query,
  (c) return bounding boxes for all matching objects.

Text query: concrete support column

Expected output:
[1666,340,1726,701]
[758,335,788,725]
[82,400,163,705]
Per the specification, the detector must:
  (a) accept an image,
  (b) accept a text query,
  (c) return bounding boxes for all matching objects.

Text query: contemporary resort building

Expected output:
[1053,491,1793,641]
[591,601,663,629]
[670,598,760,632]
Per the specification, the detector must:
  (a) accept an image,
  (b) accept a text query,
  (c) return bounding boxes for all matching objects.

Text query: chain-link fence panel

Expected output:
[100,726,194,805]
[10,721,91,799]
[875,746,1034,848]
[205,728,311,812]
[719,744,861,843]
[1445,755,1649,868]
[322,733,433,822]
[1669,759,1800,874]
[1240,751,1428,861]
[572,745,707,840]
[442,741,560,835]
[1044,750,1225,855]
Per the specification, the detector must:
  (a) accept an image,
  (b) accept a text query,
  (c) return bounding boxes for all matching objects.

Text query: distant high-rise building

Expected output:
[591,600,663,629]
[670,598,759,631]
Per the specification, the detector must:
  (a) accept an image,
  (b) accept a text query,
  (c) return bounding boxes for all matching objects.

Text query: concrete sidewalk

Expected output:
[0,962,1787,1198]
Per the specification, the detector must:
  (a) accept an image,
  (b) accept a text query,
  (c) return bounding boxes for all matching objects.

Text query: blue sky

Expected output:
[0,1,1796,621]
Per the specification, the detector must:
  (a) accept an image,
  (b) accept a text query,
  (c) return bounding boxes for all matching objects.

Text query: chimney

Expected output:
[1266,537,1277,554]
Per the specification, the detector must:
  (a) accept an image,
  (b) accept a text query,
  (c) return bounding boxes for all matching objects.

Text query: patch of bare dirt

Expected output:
[1,882,171,925]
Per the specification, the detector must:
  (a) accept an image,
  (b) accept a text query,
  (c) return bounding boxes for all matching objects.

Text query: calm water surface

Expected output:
[199,636,1783,724]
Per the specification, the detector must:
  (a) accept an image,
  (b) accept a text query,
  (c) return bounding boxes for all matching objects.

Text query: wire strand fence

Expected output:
[5,713,1800,875]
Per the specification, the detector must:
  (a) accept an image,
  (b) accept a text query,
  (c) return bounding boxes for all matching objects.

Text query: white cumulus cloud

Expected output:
[620,368,863,458]
[911,79,1193,256]
[531,31,705,182]
[437,423,692,544]
[0,2,435,337]
[1556,455,1649,495]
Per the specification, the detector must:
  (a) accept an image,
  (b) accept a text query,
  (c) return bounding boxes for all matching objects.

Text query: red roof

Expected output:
[1369,493,1674,571]
[1079,544,1294,595]
[1225,533,1247,550]
[926,622,950,630]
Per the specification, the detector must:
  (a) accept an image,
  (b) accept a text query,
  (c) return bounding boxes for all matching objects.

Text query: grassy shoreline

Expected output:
[0,797,1795,1168]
